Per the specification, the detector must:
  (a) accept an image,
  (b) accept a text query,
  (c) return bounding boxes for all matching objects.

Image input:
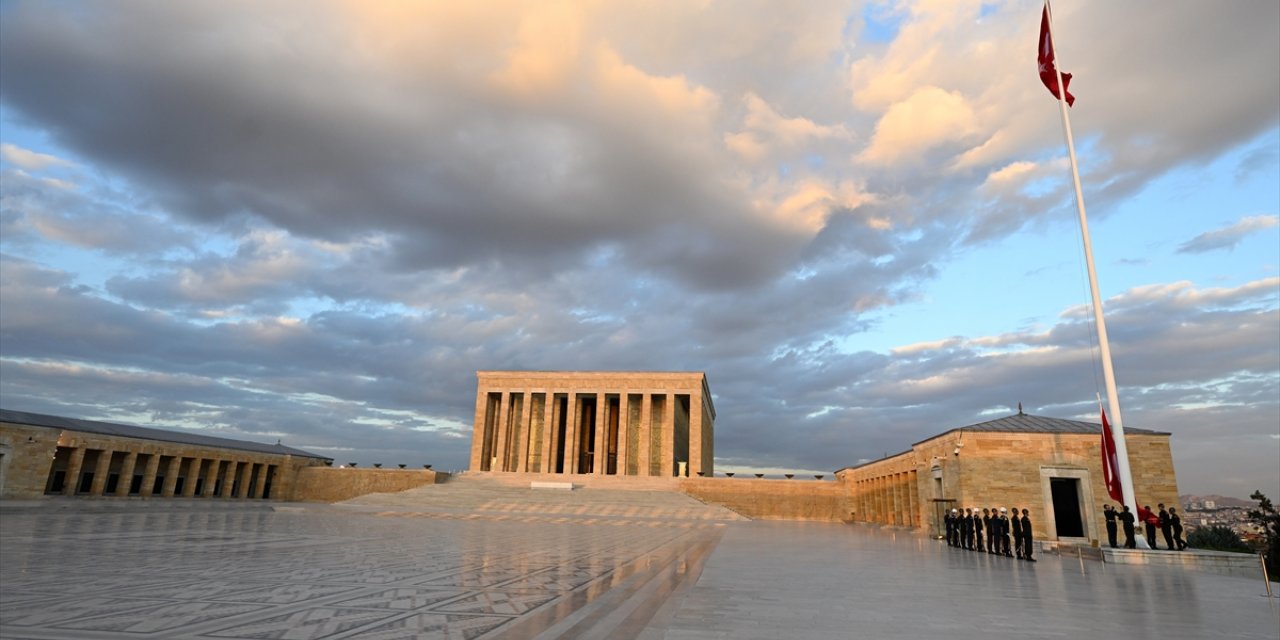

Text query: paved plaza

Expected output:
[1,492,1277,639]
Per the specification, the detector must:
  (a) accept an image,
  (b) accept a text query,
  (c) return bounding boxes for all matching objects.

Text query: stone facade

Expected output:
[470,371,715,478]
[0,410,331,501]
[836,413,1180,545]
[681,477,851,522]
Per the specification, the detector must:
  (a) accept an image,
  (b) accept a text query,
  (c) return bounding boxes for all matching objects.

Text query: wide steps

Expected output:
[337,473,746,521]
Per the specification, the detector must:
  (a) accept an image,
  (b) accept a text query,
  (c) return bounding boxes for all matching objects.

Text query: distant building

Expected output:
[0,409,331,500]
[835,413,1180,544]
[1203,500,1216,509]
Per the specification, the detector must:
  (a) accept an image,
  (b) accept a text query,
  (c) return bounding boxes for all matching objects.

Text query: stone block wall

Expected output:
[290,468,442,502]
[0,423,60,498]
[681,477,851,522]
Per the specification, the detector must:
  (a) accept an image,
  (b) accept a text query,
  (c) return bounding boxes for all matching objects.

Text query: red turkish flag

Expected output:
[1038,4,1075,106]
[1100,406,1123,503]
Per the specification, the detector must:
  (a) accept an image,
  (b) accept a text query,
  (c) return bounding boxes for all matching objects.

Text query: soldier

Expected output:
[1119,505,1137,549]
[1020,508,1035,562]
[1010,506,1024,558]
[982,508,993,553]
[1103,504,1119,548]
[1143,504,1161,548]
[999,507,1013,556]
[1158,503,1175,550]
[974,507,985,553]
[962,508,974,550]
[1169,507,1186,550]
[946,508,957,546]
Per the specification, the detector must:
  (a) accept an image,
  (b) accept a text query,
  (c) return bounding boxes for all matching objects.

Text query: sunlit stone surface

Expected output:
[1,494,1275,639]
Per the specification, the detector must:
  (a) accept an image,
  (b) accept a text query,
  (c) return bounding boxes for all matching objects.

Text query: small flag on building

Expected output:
[1100,405,1124,502]
[1038,3,1075,106]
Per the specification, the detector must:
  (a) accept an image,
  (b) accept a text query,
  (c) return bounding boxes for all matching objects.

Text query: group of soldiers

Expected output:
[1102,502,1187,550]
[943,506,1036,562]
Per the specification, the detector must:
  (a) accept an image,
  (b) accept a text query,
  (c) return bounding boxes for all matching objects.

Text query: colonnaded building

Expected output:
[469,371,715,478]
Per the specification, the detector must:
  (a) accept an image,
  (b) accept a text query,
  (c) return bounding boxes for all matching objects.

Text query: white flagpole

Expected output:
[1043,0,1148,548]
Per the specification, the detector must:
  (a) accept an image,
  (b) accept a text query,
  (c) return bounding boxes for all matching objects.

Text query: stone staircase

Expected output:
[335,472,747,522]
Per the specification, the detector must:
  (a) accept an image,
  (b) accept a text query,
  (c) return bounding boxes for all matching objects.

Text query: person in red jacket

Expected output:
[1138,505,1160,549]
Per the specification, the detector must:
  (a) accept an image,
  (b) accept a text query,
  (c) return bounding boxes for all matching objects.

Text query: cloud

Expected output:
[0,143,74,170]
[1177,215,1280,254]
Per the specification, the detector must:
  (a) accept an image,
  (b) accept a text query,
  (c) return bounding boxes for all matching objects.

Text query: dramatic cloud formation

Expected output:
[1,0,1277,497]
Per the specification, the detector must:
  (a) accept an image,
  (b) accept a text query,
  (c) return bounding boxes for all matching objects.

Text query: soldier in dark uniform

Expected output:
[1119,505,1137,549]
[981,508,993,553]
[1169,507,1186,550]
[1141,505,1159,549]
[1010,506,1024,558]
[974,507,985,553]
[1020,508,1035,562]
[962,509,974,550]
[946,509,957,546]
[1158,504,1175,550]
[1103,504,1119,548]
[999,507,1013,556]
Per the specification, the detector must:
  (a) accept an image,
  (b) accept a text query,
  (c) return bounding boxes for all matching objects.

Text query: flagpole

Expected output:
[1043,0,1148,548]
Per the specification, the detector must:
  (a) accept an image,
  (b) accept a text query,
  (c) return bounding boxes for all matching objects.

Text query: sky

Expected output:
[1,0,1276,498]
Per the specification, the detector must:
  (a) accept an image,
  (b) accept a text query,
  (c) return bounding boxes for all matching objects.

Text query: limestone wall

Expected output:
[681,477,851,522]
[0,423,60,498]
[290,467,442,502]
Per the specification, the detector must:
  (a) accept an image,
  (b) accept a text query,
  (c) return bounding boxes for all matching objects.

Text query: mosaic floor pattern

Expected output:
[0,506,721,639]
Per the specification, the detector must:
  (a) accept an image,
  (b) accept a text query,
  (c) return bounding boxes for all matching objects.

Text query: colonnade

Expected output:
[47,445,283,500]
[852,469,920,526]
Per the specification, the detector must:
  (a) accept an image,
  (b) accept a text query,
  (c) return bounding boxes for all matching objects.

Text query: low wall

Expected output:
[1100,547,1267,579]
[290,468,441,502]
[680,477,851,522]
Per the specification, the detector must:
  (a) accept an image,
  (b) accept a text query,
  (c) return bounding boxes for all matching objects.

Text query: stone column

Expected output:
[564,393,579,474]
[468,384,490,472]
[62,447,85,496]
[182,459,202,497]
[638,394,653,477]
[249,463,264,498]
[540,394,557,474]
[689,388,704,477]
[204,459,222,497]
[89,450,113,496]
[115,451,138,496]
[237,461,253,499]
[593,392,607,475]
[661,393,676,476]
[616,394,631,476]
[515,392,532,472]
[139,453,162,497]
[220,463,238,496]
[494,392,511,472]
[161,456,181,497]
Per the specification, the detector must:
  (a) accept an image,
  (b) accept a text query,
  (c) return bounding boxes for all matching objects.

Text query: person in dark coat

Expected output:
[1010,506,1024,558]
[974,507,985,553]
[1140,505,1159,549]
[982,508,993,553]
[961,509,973,549]
[944,509,955,546]
[1158,504,1175,550]
[999,507,1013,556]
[1020,508,1035,562]
[1119,505,1137,549]
[1103,504,1119,548]
[1169,507,1186,550]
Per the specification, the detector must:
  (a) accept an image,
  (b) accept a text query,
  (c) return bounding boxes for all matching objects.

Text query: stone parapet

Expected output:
[680,477,850,522]
[290,468,442,502]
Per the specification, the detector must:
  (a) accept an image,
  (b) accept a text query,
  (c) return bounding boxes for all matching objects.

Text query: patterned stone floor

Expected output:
[0,505,721,639]
[2,502,1277,639]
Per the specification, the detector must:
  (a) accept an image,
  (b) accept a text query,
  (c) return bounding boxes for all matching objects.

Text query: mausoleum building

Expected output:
[469,371,715,478]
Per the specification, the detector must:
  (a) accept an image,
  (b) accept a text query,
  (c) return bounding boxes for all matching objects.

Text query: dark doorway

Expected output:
[554,395,568,474]
[1050,478,1085,537]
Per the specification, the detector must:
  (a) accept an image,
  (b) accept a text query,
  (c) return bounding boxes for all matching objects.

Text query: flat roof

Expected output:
[476,370,716,418]
[0,408,331,460]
